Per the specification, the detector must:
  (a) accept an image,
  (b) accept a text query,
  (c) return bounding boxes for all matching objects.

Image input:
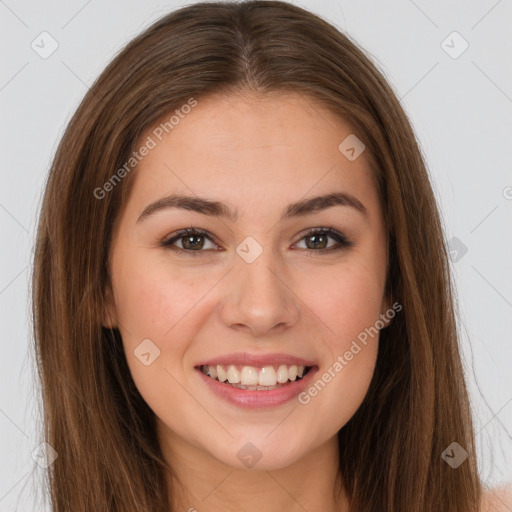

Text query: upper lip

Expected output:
[196,352,317,368]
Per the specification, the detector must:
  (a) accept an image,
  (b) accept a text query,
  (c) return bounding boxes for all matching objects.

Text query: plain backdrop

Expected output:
[1,0,511,509]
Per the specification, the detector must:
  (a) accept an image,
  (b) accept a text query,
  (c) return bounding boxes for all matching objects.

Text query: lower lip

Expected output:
[195,366,318,409]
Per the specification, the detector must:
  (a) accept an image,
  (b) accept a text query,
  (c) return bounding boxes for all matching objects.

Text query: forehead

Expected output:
[122,91,381,224]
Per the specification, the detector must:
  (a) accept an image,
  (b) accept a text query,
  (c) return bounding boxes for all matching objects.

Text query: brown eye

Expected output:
[294,228,352,253]
[303,233,330,250]
[178,234,207,250]
[161,227,352,257]
[161,228,218,255]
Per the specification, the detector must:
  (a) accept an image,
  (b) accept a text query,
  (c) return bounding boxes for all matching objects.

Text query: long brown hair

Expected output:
[31,1,483,510]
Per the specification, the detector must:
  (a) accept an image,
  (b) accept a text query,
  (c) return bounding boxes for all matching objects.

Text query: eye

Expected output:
[160,227,352,256]
[293,227,353,253]
[161,228,219,256]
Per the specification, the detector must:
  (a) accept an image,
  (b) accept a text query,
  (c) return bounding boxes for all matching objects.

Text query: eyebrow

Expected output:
[136,191,367,224]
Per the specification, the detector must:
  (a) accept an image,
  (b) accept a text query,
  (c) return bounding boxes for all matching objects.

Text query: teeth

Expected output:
[208,365,218,379]
[240,366,259,386]
[258,366,277,386]
[276,365,289,383]
[227,365,240,384]
[216,365,227,382]
[202,363,308,386]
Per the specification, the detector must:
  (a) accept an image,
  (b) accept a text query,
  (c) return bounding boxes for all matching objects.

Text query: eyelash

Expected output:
[160,227,353,256]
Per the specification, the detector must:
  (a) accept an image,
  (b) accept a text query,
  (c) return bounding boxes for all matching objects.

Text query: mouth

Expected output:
[194,362,319,409]
[197,363,314,391]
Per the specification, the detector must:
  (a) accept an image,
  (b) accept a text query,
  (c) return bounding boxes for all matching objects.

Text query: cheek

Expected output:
[295,256,383,430]
[111,258,218,386]
[111,263,199,419]
[309,346,378,438]
[113,258,204,340]
[305,258,385,347]
[114,272,169,337]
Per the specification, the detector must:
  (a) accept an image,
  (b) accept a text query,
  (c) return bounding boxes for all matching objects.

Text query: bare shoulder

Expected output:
[480,482,512,512]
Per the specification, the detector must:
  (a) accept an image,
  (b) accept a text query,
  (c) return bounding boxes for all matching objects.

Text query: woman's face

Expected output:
[104,91,390,470]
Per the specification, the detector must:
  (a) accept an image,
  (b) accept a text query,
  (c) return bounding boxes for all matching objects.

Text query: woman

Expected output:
[31,1,510,510]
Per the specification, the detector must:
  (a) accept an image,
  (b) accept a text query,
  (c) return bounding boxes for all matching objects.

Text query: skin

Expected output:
[482,485,512,512]
[103,90,392,512]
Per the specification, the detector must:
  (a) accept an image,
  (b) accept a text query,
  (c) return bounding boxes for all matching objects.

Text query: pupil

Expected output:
[183,235,203,250]
[307,234,326,249]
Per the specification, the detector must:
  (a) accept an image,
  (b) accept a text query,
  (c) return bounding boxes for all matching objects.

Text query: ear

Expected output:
[102,280,118,329]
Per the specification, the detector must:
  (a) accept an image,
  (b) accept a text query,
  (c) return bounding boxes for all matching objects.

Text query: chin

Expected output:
[209,436,308,471]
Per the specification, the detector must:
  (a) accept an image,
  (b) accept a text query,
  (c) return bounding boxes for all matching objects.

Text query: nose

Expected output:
[219,248,300,337]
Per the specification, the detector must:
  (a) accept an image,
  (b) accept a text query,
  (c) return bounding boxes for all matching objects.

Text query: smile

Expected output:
[200,364,312,390]
[196,363,318,409]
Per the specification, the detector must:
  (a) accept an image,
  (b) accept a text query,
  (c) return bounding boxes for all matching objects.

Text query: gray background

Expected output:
[1,0,511,509]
